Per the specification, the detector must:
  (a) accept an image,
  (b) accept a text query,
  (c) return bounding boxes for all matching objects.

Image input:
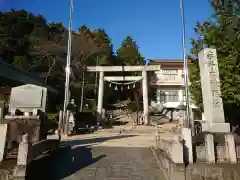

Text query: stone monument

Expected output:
[9,84,47,113]
[198,48,230,132]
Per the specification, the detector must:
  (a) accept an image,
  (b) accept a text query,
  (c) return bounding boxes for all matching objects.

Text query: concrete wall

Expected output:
[186,164,240,180]
[154,132,240,180]
[155,133,184,163]
[154,148,240,180]
[153,148,185,180]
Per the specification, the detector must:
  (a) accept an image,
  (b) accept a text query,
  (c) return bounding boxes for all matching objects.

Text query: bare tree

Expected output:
[71,30,109,81]
[29,38,66,83]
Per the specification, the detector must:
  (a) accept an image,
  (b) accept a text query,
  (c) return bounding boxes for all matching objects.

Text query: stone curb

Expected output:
[150,147,170,180]
[150,147,186,180]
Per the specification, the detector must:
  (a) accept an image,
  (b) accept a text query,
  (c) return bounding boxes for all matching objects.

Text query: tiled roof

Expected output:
[148,59,183,62]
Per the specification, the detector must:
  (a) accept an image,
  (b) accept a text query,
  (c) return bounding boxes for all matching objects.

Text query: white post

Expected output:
[0,124,7,162]
[97,71,104,122]
[64,110,70,135]
[0,107,3,124]
[205,134,215,163]
[13,134,29,179]
[142,70,149,125]
[58,110,63,134]
[182,128,193,164]
[157,89,161,104]
[16,134,29,166]
[178,89,183,102]
[225,134,237,164]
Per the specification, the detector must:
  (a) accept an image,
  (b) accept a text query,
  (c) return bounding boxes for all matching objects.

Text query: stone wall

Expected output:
[153,148,240,180]
[153,148,185,180]
[195,144,229,163]
[155,132,183,163]
[192,133,239,164]
[154,130,240,180]
[186,164,240,180]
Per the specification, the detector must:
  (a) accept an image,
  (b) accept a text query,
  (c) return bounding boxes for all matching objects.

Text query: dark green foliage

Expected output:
[116,36,146,110]
[189,0,240,125]
[0,10,117,108]
[117,36,144,66]
[0,9,150,112]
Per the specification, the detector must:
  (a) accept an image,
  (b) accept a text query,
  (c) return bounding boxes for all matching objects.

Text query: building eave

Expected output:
[148,59,190,66]
[0,59,58,94]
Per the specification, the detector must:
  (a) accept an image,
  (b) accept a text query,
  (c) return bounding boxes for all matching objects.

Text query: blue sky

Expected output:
[1,0,212,59]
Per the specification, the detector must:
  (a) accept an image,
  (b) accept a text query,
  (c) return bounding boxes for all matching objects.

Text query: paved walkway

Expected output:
[27,119,169,180]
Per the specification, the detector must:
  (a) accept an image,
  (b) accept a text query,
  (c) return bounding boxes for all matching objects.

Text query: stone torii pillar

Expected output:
[97,71,104,122]
[142,70,149,125]
[87,65,161,125]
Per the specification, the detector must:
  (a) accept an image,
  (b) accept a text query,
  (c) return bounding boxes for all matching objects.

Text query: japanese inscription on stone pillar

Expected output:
[198,48,225,123]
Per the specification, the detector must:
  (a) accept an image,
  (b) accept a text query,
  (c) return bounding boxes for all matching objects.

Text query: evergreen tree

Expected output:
[189,0,240,125]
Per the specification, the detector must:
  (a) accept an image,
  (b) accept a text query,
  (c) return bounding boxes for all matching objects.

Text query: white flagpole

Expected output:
[63,0,74,134]
[180,0,191,128]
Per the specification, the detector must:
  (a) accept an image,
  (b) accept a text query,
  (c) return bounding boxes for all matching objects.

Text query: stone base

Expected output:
[186,163,240,180]
[151,147,185,180]
[201,123,230,133]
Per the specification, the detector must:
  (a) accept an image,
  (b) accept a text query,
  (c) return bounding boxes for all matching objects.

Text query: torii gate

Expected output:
[87,65,161,125]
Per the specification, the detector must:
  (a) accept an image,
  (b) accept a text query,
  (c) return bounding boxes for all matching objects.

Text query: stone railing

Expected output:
[153,130,240,180]
[155,132,183,163]
[153,131,185,180]
[153,147,185,180]
[12,132,60,179]
[193,133,238,164]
